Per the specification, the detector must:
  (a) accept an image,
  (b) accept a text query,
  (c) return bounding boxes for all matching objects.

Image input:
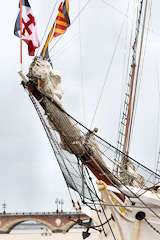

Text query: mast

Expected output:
[115,0,151,169]
[122,0,144,163]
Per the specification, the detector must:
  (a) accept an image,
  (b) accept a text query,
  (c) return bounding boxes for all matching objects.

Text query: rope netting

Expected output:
[29,93,99,202]
[23,84,160,238]
[27,88,160,198]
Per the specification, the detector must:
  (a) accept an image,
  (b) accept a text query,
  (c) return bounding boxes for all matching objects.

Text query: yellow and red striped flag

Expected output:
[41,0,70,58]
[52,0,70,39]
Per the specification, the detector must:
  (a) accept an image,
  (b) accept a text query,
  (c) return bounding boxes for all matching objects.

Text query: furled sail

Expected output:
[26,56,121,188]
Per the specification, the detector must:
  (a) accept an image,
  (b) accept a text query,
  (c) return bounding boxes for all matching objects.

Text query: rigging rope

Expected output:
[155,63,160,180]
[83,184,104,236]
[26,87,102,208]
[79,0,86,124]
[27,90,160,227]
[127,0,152,153]
[36,0,57,56]
[23,80,160,222]
[114,0,136,170]
[36,92,160,180]
[101,0,129,20]
[77,125,160,220]
[26,86,118,238]
[49,33,78,58]
[107,168,160,220]
[144,218,160,236]
[89,9,128,129]
[85,202,160,209]
[48,0,93,59]
[101,0,160,39]
[84,167,107,237]
[27,91,86,204]
[85,168,117,240]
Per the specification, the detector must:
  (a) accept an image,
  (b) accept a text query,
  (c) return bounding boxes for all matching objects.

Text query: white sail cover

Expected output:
[29,57,63,103]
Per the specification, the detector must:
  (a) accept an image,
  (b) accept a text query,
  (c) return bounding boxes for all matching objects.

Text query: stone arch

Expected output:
[4,217,53,233]
[0,213,90,234]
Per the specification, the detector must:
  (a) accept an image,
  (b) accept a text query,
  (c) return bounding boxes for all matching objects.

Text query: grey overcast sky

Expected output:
[0,0,160,212]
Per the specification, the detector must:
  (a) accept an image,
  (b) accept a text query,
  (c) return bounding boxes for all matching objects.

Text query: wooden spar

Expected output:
[18,72,123,198]
[122,63,136,163]
[18,71,27,82]
[85,156,124,201]
[127,1,150,155]
[20,0,22,69]
[120,1,146,167]
[83,155,121,187]
[122,1,149,167]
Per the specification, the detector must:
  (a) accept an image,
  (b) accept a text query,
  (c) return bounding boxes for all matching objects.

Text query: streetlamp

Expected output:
[2,201,7,214]
[60,199,64,212]
[55,198,59,213]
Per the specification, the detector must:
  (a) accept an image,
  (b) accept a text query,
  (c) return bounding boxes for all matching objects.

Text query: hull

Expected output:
[80,181,160,240]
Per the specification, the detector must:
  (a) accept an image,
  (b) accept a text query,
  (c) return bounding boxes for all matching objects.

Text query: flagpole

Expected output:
[20,0,22,71]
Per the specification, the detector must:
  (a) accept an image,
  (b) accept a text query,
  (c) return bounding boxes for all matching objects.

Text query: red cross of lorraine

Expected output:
[22,13,35,36]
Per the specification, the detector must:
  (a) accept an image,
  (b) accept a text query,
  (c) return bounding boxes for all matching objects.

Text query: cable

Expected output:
[36,0,57,56]
[83,166,107,236]
[114,0,135,170]
[89,9,128,129]
[78,0,86,124]
[107,168,160,220]
[49,33,78,58]
[81,136,160,221]
[42,94,160,181]
[23,83,160,221]
[70,215,113,229]
[27,91,84,204]
[25,85,101,208]
[85,202,160,209]
[85,168,117,240]
[145,218,160,236]
[48,0,93,59]
[101,0,129,20]
[155,62,160,181]
[127,0,152,153]
[29,88,160,189]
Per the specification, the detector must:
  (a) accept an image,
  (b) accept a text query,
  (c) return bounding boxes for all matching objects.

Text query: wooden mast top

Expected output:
[121,1,145,165]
